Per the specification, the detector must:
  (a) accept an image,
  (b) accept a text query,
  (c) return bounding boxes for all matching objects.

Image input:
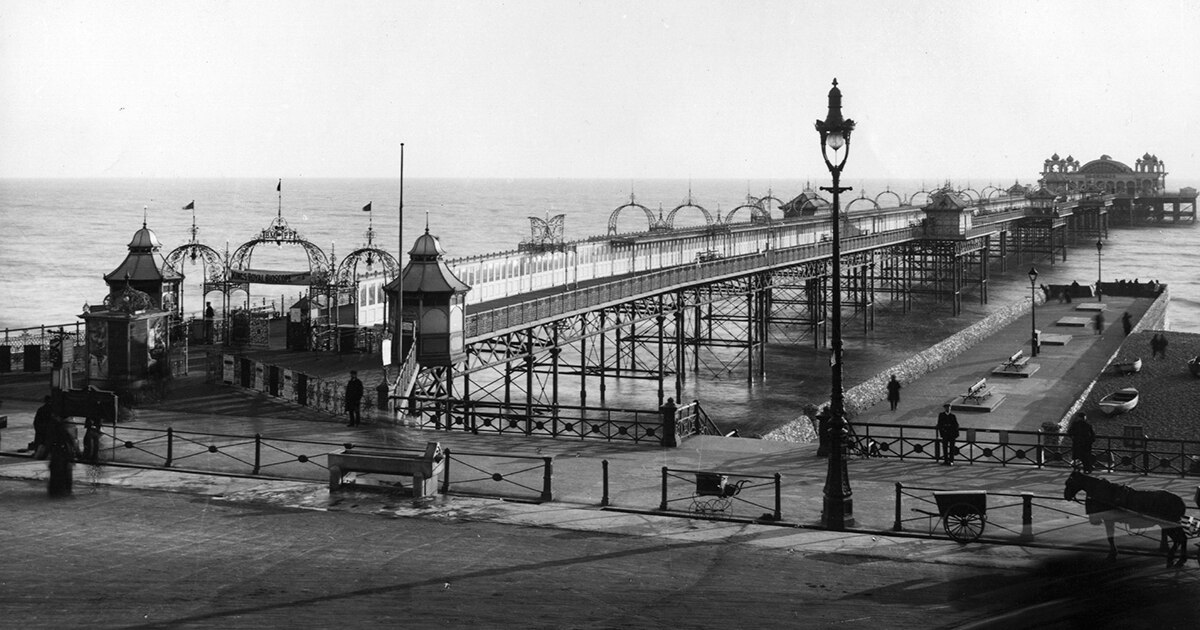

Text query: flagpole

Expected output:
[277,179,282,218]
[398,143,405,364]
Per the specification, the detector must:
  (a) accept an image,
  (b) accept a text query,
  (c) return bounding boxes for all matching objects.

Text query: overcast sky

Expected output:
[2,1,1198,182]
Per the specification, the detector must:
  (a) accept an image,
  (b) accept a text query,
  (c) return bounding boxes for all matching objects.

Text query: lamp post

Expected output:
[1095,237,1104,301]
[815,78,856,530]
[1028,267,1039,357]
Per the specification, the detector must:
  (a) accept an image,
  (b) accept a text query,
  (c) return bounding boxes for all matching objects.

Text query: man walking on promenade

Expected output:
[1067,412,1096,473]
[345,370,364,427]
[886,375,902,411]
[1093,312,1104,335]
[936,404,959,466]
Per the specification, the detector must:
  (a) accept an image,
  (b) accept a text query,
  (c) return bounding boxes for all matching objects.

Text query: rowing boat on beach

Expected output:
[1099,388,1139,415]
[1109,357,1142,375]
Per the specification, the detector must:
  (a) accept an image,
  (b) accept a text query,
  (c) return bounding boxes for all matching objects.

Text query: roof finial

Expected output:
[425,209,430,233]
[143,205,148,228]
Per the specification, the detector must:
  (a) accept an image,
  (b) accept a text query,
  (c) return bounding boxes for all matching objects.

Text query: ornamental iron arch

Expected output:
[607,193,659,235]
[873,188,904,208]
[334,223,399,285]
[229,214,334,284]
[722,198,769,225]
[909,189,934,207]
[754,192,785,220]
[845,192,880,212]
[164,214,225,285]
[664,197,715,230]
[981,185,1003,200]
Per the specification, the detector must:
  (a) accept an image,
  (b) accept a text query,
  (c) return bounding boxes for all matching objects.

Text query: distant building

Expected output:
[1039,153,1167,197]
[780,187,831,218]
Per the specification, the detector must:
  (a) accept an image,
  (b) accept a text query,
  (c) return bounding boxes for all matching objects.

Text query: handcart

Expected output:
[692,472,749,515]
[914,490,988,543]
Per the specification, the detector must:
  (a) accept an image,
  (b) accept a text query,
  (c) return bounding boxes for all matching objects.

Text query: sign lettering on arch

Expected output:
[229,269,315,285]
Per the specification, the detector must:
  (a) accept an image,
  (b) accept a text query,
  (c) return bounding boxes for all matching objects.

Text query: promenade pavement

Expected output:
[6,295,1200,627]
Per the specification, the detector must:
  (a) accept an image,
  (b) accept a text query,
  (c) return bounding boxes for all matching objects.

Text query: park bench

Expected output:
[328,441,445,497]
[962,378,993,404]
[999,350,1030,372]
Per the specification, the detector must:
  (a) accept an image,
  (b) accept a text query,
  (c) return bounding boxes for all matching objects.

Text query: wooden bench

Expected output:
[962,378,993,404]
[999,350,1030,371]
[328,442,445,497]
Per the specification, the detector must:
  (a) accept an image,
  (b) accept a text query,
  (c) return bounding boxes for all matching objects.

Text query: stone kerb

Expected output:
[763,294,1037,443]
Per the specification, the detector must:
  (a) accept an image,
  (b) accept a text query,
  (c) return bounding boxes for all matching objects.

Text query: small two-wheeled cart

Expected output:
[914,490,988,543]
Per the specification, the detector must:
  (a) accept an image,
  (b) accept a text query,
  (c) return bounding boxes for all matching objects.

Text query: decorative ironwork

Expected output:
[607,193,658,235]
[103,285,155,313]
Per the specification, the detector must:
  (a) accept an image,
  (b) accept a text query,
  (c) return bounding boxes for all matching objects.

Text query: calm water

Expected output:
[1,178,1196,433]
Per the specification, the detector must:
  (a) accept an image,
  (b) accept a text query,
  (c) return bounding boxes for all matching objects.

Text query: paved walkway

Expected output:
[5,295,1200,627]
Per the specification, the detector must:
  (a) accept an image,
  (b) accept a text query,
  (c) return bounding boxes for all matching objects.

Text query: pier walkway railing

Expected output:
[467,226,921,338]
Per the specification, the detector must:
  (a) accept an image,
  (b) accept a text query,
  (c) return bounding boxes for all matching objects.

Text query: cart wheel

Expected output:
[943,503,986,543]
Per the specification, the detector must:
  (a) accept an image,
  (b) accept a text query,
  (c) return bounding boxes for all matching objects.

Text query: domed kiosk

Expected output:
[82,221,181,392]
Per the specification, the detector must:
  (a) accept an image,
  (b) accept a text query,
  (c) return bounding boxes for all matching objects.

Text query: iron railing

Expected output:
[848,422,1200,477]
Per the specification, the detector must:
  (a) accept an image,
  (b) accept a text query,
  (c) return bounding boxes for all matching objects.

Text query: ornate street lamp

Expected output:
[1028,267,1039,357]
[815,78,856,530]
[1095,237,1104,302]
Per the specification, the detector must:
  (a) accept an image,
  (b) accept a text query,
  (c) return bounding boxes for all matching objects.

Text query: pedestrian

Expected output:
[1121,312,1132,336]
[204,301,215,344]
[1093,312,1104,335]
[46,415,79,497]
[82,416,102,463]
[344,370,364,427]
[31,395,55,460]
[660,397,678,448]
[1066,412,1096,473]
[936,404,960,466]
[886,375,901,411]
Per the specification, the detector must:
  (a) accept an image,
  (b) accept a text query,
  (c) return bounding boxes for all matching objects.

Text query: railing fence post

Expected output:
[1021,492,1034,540]
[601,459,610,507]
[540,456,553,502]
[165,427,173,468]
[773,473,782,521]
[252,434,262,475]
[441,448,452,494]
[659,467,669,511]
[893,482,903,531]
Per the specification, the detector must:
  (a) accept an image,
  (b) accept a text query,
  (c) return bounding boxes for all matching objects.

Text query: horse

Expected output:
[1064,470,1189,566]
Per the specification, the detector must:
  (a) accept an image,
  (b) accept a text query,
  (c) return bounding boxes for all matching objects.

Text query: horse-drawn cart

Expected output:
[914,490,988,543]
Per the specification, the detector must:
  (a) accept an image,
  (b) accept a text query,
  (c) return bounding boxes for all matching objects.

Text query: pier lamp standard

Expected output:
[1028,267,1039,357]
[815,78,856,531]
[1095,237,1104,302]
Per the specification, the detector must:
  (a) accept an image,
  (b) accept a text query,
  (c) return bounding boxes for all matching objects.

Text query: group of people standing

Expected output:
[29,395,100,497]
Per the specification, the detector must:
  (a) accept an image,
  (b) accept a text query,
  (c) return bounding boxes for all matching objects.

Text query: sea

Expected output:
[2,177,1196,434]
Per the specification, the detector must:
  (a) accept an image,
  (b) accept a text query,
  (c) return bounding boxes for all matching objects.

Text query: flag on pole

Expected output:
[276,179,281,192]
[362,202,372,212]
[183,201,194,210]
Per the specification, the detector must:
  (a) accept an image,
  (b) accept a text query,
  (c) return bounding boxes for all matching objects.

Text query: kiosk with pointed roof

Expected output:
[82,220,179,391]
[383,228,471,367]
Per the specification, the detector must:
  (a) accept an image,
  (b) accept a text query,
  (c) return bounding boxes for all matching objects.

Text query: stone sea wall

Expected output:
[763,294,1041,444]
